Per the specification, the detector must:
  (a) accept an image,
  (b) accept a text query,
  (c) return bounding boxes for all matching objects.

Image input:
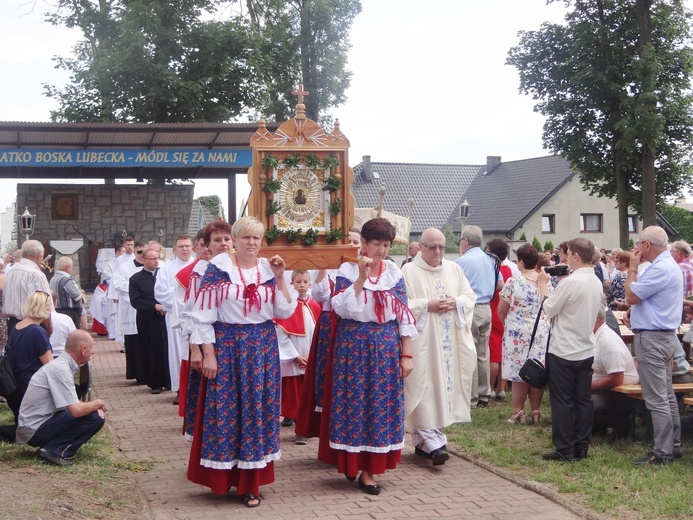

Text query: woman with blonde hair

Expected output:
[5,291,54,428]
[187,217,295,508]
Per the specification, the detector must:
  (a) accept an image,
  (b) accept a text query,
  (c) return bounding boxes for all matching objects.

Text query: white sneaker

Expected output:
[490,390,497,399]
[496,391,506,400]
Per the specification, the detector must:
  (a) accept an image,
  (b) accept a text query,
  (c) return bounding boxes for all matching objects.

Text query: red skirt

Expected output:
[187,374,274,496]
[178,359,189,419]
[280,375,304,419]
[316,322,400,478]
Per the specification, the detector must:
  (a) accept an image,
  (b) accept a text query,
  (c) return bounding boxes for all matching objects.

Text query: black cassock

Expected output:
[129,268,170,391]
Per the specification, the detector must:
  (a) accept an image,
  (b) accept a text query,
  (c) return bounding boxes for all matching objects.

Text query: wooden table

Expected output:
[617,324,689,345]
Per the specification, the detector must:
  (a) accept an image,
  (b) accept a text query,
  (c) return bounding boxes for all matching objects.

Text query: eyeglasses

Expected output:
[635,240,651,248]
[136,250,144,254]
[421,243,446,252]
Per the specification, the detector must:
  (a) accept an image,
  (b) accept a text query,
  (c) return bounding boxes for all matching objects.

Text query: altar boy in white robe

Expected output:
[155,235,195,405]
[402,228,477,465]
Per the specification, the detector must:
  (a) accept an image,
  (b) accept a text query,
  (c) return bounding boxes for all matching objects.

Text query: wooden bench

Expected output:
[611,382,693,399]
[611,383,693,441]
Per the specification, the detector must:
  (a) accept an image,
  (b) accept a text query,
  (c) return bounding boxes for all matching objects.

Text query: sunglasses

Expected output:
[136,250,144,254]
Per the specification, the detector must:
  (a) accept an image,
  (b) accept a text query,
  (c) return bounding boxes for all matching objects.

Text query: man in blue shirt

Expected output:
[455,225,502,408]
[625,226,683,465]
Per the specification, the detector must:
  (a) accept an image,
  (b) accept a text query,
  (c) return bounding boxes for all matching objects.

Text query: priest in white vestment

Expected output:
[401,228,477,465]
[155,235,195,403]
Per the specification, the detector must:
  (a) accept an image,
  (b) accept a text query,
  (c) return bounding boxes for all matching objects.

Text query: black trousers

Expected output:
[547,353,594,456]
[56,308,82,330]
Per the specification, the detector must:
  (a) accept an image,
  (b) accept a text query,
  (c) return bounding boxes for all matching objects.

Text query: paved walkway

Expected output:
[91,335,582,520]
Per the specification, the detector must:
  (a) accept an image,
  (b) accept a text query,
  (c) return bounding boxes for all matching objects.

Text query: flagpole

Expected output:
[405,195,414,263]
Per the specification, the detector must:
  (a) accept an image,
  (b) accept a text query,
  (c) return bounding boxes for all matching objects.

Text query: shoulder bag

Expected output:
[0,346,16,398]
[518,299,550,389]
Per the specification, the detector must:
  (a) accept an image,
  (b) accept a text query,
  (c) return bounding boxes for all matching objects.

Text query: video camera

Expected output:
[544,264,570,277]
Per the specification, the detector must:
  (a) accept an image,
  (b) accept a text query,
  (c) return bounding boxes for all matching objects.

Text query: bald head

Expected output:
[420,228,446,267]
[638,226,669,262]
[65,330,95,367]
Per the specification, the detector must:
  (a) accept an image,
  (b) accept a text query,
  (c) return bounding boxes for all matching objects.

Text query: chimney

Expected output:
[486,156,501,174]
[361,155,372,182]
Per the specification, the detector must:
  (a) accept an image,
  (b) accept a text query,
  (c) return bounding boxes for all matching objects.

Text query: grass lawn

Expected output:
[0,403,152,518]
[446,394,693,520]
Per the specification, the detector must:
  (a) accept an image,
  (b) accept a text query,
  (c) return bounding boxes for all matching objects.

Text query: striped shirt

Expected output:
[1,259,53,319]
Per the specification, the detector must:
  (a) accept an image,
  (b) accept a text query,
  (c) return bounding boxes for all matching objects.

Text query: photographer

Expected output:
[537,238,603,462]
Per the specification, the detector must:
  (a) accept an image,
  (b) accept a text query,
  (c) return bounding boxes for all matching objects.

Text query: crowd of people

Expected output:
[1,220,692,508]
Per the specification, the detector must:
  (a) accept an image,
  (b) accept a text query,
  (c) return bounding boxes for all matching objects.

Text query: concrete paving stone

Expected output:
[89,335,582,519]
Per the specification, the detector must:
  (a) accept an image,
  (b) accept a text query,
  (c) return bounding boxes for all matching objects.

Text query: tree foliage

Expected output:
[507,0,693,248]
[42,0,361,124]
[198,195,225,220]
[658,203,693,241]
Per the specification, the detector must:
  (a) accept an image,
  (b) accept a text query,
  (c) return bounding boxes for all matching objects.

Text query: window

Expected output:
[580,213,603,232]
[541,214,555,233]
[628,215,638,233]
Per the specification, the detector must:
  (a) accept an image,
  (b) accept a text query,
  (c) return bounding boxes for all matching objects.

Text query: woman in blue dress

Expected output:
[318,218,416,495]
[187,217,296,508]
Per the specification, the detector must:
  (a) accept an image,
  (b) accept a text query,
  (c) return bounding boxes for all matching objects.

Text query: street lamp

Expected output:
[157,228,165,243]
[121,229,128,238]
[18,206,36,240]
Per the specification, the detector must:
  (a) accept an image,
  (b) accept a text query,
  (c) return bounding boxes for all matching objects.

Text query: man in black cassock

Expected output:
[129,247,170,394]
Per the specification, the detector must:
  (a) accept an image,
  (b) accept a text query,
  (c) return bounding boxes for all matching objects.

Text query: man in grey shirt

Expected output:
[16,330,108,466]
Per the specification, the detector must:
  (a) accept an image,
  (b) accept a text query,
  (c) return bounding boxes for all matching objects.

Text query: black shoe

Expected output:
[280,417,295,427]
[541,450,574,462]
[172,392,179,405]
[632,451,670,466]
[574,448,589,461]
[673,451,683,460]
[37,448,74,467]
[414,446,432,459]
[358,475,381,495]
[150,388,161,395]
[430,448,450,466]
[476,400,489,408]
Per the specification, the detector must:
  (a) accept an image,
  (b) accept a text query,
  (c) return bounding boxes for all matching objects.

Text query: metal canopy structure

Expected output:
[0,121,279,219]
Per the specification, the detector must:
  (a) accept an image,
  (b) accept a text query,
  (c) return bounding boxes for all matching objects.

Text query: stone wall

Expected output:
[16,184,195,290]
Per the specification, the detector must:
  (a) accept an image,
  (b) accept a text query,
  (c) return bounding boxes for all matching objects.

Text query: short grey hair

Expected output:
[460,225,483,247]
[671,240,691,257]
[596,305,606,321]
[640,226,668,247]
[21,239,44,259]
[56,256,73,271]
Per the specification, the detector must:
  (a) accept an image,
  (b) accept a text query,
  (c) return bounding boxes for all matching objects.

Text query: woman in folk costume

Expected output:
[318,218,416,495]
[296,229,361,438]
[187,217,296,508]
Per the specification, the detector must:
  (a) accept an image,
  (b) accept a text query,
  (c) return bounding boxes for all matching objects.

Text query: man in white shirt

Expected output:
[591,305,639,439]
[538,238,603,462]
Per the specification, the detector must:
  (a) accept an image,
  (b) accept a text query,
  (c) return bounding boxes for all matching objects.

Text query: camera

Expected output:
[544,264,570,277]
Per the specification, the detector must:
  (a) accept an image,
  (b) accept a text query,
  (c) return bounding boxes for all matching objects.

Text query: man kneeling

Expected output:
[16,330,107,466]
[592,305,639,439]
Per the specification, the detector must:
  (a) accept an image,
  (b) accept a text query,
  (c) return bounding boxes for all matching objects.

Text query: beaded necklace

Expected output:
[367,261,385,285]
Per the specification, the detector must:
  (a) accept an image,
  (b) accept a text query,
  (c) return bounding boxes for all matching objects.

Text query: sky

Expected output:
[0,0,568,220]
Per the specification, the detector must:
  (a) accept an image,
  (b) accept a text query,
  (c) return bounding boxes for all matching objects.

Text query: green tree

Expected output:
[507,0,693,249]
[43,1,361,124]
[198,195,225,220]
[443,226,460,253]
[531,237,542,251]
[242,0,362,122]
[658,204,693,241]
[543,240,554,252]
[44,0,257,123]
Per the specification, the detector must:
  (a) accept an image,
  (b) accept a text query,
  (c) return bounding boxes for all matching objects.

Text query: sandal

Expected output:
[507,410,526,425]
[243,494,261,508]
[530,410,541,424]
